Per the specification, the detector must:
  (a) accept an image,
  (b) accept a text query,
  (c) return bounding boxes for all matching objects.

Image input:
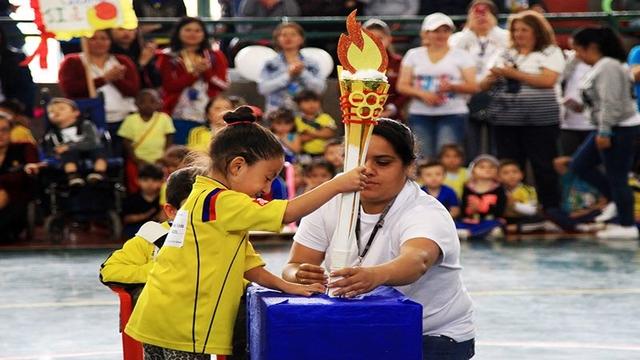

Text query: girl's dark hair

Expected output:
[170,17,210,53]
[372,118,417,165]
[210,106,284,173]
[166,166,207,208]
[572,26,627,63]
[507,10,556,51]
[303,159,336,177]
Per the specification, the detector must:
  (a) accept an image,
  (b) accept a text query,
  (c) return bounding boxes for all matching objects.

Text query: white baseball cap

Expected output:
[421,12,455,32]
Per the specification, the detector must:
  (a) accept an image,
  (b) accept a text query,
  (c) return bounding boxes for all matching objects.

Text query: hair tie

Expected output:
[228,121,254,126]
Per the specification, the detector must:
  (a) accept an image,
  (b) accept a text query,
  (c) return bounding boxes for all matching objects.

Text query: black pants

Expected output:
[423,335,475,360]
[559,129,591,157]
[494,125,560,209]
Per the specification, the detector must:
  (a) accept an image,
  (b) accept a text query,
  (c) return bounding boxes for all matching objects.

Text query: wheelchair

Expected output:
[31,95,125,243]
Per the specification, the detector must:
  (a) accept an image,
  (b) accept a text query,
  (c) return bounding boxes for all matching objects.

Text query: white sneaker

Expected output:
[594,202,617,223]
[596,224,639,239]
[575,222,606,233]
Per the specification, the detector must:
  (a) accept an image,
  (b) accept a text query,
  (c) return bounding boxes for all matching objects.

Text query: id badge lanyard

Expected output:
[354,196,397,266]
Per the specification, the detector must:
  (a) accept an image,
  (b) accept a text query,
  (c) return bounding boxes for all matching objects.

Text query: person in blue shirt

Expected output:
[418,160,460,218]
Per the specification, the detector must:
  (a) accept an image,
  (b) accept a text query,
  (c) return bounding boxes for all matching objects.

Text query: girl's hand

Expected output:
[328,266,385,298]
[294,263,328,285]
[281,281,326,296]
[332,166,367,193]
[596,135,612,150]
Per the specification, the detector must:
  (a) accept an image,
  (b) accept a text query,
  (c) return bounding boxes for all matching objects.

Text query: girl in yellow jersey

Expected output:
[126,106,366,359]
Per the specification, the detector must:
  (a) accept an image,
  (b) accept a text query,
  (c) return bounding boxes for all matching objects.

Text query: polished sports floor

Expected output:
[1,237,639,360]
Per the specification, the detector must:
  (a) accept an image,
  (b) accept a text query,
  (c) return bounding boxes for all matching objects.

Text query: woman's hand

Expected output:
[288,60,304,77]
[328,266,385,298]
[490,65,518,79]
[438,78,456,93]
[281,281,326,296]
[193,57,211,74]
[294,263,328,285]
[332,166,367,193]
[103,64,126,82]
[419,91,446,106]
[139,41,157,67]
[596,135,612,150]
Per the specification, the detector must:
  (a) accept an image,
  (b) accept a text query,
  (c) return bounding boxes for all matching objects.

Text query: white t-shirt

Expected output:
[294,180,475,341]
[562,59,594,130]
[401,47,474,116]
[83,54,136,124]
[449,27,509,80]
[489,45,565,75]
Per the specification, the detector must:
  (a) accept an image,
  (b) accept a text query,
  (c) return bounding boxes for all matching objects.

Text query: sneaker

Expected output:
[594,202,617,223]
[575,222,606,233]
[596,224,639,239]
[68,177,85,187]
[86,172,105,184]
[457,229,471,240]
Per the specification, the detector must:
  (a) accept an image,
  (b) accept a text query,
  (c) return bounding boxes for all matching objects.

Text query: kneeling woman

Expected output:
[283,119,475,359]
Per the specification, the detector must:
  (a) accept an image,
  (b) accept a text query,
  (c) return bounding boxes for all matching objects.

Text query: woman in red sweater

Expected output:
[58,30,140,144]
[156,17,229,144]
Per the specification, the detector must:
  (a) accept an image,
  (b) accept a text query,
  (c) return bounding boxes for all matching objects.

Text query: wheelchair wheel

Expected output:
[44,215,67,244]
[108,210,123,242]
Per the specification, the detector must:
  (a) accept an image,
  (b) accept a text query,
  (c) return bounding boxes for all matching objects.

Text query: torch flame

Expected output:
[337,11,388,74]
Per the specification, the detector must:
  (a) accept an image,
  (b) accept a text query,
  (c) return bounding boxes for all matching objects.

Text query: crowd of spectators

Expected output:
[3,0,640,241]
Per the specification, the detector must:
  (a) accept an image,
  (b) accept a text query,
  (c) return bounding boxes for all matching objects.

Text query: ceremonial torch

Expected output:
[329,11,389,294]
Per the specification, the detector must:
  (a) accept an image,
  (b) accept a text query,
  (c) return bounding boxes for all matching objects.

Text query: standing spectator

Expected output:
[258,23,326,114]
[560,49,593,156]
[363,19,409,121]
[132,0,187,36]
[0,116,38,242]
[480,10,564,211]
[110,27,162,89]
[397,13,478,159]
[450,0,509,158]
[0,27,35,117]
[238,0,300,34]
[156,17,229,144]
[58,30,140,141]
[570,27,640,239]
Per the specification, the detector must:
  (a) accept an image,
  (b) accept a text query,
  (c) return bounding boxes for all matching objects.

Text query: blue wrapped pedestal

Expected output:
[247,286,422,360]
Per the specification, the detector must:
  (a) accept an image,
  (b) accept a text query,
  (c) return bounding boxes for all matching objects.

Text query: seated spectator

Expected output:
[100,165,205,302]
[58,30,140,141]
[258,23,326,113]
[119,89,175,168]
[187,95,233,153]
[269,108,300,162]
[43,98,107,186]
[456,154,506,239]
[237,0,300,34]
[363,19,409,121]
[302,159,335,193]
[0,116,39,242]
[0,26,35,116]
[418,160,460,218]
[156,17,229,144]
[0,100,35,144]
[498,159,547,232]
[294,90,337,158]
[439,143,468,200]
[323,138,344,173]
[109,27,162,89]
[122,164,164,238]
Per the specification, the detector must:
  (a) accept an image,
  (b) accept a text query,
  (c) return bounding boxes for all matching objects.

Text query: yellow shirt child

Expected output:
[118,111,175,164]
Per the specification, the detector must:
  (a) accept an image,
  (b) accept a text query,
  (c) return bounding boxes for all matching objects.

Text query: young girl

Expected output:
[456,154,507,239]
[125,106,366,358]
[439,144,468,200]
[571,27,640,239]
[268,108,301,163]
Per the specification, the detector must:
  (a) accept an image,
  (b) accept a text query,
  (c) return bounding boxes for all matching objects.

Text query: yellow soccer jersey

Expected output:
[295,113,336,155]
[100,221,170,285]
[187,125,213,153]
[444,168,468,199]
[118,112,176,164]
[125,176,288,355]
[10,124,36,144]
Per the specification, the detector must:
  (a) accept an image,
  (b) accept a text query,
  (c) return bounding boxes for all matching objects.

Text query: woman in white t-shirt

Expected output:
[397,13,479,160]
[283,119,475,360]
[479,10,565,211]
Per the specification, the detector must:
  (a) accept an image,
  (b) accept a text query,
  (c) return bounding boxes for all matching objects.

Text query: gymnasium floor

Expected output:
[1,237,639,360]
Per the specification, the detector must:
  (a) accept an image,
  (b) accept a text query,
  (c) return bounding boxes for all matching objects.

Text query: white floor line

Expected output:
[0,300,117,309]
[0,350,121,360]
[478,340,640,352]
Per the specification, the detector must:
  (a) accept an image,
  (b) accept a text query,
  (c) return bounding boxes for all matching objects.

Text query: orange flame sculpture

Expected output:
[329,11,391,294]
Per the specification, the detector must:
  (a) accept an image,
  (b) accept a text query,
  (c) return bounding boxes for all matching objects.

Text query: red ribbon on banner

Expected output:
[20,0,55,68]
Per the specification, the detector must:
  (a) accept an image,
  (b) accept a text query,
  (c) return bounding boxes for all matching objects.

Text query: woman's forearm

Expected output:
[371,239,439,286]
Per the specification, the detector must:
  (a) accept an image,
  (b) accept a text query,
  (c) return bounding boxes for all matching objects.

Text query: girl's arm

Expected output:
[245,266,324,296]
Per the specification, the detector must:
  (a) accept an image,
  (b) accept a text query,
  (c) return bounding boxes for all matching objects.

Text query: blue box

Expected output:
[247,286,423,360]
